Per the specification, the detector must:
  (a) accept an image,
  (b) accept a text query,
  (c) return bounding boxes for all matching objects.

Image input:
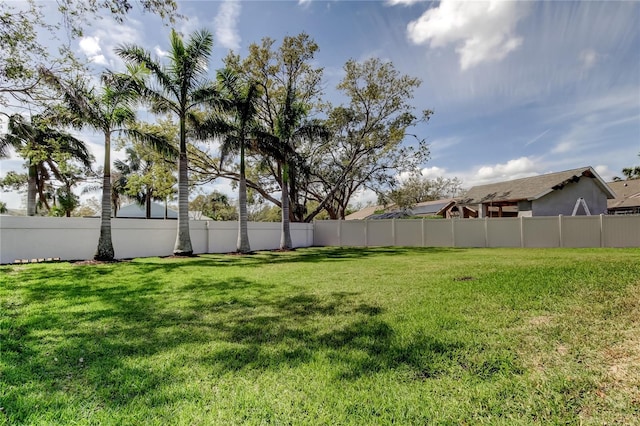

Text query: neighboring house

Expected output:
[116,203,214,220]
[410,198,477,218]
[188,210,214,220]
[607,179,640,215]
[459,166,615,218]
[345,198,471,220]
[345,205,384,220]
[116,202,177,219]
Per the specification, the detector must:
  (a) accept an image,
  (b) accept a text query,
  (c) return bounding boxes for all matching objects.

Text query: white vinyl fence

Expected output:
[0,217,314,264]
[1,215,638,264]
[313,215,640,249]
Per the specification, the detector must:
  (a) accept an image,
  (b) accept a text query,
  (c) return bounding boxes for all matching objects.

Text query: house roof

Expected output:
[411,199,456,216]
[346,199,457,220]
[368,211,412,220]
[344,205,384,220]
[607,179,640,209]
[460,166,616,205]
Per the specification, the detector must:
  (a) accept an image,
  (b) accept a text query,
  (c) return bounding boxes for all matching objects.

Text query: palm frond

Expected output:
[123,128,178,160]
[115,43,177,99]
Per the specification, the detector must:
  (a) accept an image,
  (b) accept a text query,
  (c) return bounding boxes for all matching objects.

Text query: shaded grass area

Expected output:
[1,247,639,425]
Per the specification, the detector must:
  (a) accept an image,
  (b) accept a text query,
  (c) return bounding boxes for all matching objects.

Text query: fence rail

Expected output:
[313,215,640,249]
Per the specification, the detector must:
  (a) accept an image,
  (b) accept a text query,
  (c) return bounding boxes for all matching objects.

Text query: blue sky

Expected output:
[1,0,639,209]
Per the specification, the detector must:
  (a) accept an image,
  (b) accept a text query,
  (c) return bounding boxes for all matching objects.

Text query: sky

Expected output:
[1,0,639,209]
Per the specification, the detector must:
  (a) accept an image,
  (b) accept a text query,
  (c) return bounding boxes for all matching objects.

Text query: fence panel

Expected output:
[291,222,315,249]
[395,220,423,247]
[487,218,521,247]
[341,220,367,246]
[424,220,454,247]
[561,216,601,247]
[454,219,486,247]
[312,220,340,247]
[0,217,98,263]
[602,215,640,247]
[112,219,179,259]
[522,217,560,247]
[367,219,394,246]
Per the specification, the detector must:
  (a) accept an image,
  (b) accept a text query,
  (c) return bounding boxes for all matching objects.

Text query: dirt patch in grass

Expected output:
[453,276,475,281]
[528,315,552,327]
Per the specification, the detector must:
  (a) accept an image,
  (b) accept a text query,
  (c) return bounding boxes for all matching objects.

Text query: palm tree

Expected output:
[198,69,260,253]
[272,88,328,250]
[0,113,92,216]
[43,67,172,260]
[116,29,218,256]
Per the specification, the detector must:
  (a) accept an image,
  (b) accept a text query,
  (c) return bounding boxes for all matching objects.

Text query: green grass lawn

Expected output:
[1,247,639,425]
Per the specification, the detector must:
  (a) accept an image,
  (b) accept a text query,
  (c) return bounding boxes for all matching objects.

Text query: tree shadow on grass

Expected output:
[1,256,517,424]
[124,246,468,272]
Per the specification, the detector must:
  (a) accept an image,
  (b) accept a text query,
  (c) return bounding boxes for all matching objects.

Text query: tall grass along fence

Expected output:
[313,215,640,249]
[0,217,313,264]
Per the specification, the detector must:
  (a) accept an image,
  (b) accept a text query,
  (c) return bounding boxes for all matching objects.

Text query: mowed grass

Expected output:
[1,247,639,425]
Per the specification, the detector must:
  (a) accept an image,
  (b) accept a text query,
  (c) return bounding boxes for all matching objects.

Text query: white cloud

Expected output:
[92,55,108,65]
[420,166,448,179]
[214,0,241,50]
[349,188,379,208]
[475,157,538,182]
[580,48,598,70]
[79,36,102,56]
[405,0,530,70]
[154,46,168,57]
[78,20,143,70]
[79,36,109,65]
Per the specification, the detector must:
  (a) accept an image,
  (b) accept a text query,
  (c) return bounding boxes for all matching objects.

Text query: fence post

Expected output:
[558,215,563,248]
[392,218,396,246]
[338,220,342,247]
[206,220,210,254]
[520,216,525,248]
[451,217,456,247]
[484,216,489,247]
[600,214,604,248]
[421,218,425,247]
[364,220,368,247]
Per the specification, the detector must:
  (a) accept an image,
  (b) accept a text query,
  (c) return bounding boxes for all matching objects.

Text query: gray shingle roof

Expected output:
[459,166,615,205]
[607,179,640,209]
[410,199,456,215]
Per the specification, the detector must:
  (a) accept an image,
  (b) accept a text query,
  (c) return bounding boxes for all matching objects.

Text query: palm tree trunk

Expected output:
[145,189,152,219]
[27,163,37,216]
[280,163,293,250]
[237,141,251,253]
[95,133,115,261]
[173,150,193,255]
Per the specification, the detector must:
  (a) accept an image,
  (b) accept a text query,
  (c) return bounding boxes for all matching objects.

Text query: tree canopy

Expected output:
[2,23,438,228]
